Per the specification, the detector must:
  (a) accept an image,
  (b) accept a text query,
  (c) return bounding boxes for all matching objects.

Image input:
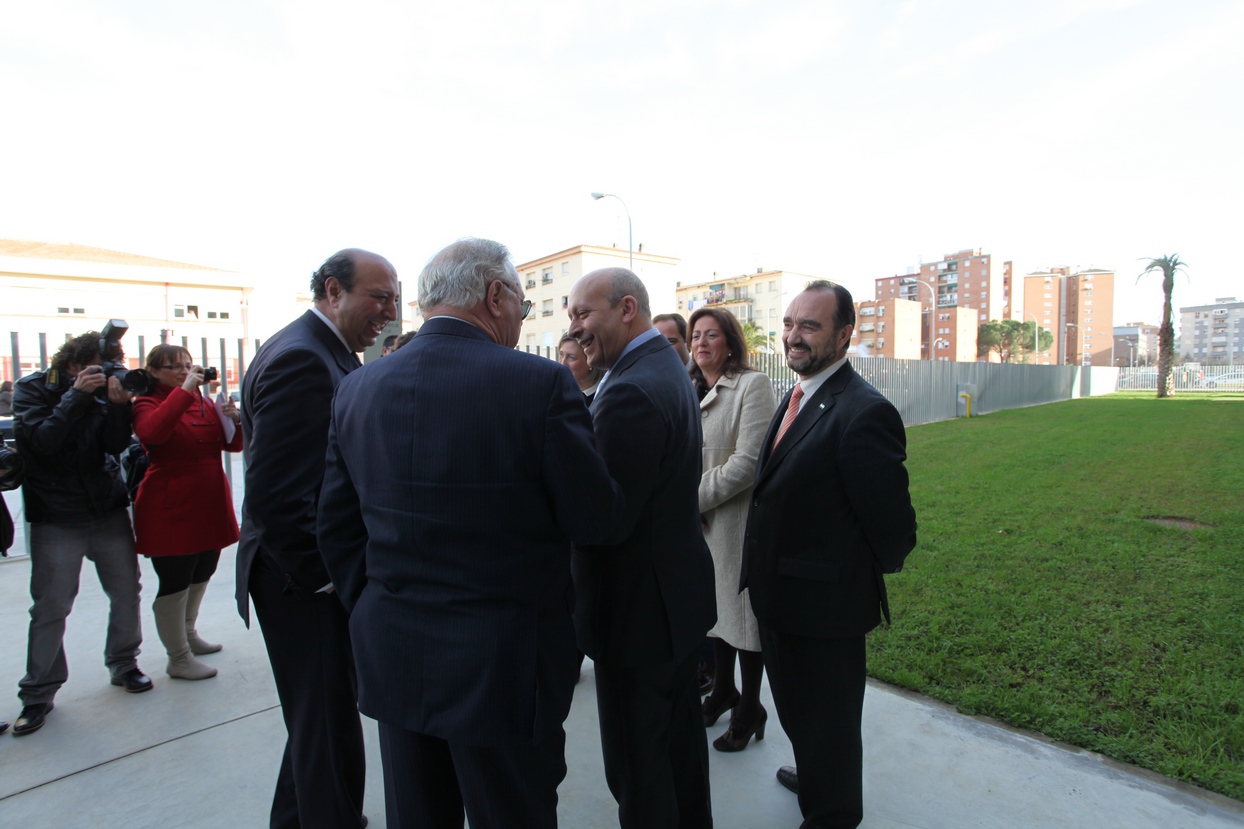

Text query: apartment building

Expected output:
[874,248,1015,360]
[1113,322,1159,367]
[1179,297,1244,364]
[1,239,253,383]
[674,270,819,351]
[849,299,921,359]
[1022,267,1115,366]
[511,244,681,353]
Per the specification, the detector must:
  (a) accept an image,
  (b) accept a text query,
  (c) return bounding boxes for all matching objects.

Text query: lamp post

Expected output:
[913,278,938,359]
[1025,312,1042,365]
[590,192,632,271]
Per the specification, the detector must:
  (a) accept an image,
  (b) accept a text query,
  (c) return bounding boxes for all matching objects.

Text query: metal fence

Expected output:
[1115,365,1244,392]
[749,353,1080,426]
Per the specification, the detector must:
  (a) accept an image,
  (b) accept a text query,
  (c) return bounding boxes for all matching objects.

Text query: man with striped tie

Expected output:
[741,280,917,829]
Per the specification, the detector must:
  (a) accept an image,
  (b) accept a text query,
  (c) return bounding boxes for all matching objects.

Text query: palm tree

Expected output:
[742,321,769,352]
[1137,254,1187,398]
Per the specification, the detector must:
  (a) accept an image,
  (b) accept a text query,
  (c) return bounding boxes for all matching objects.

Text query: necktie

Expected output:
[772,384,804,449]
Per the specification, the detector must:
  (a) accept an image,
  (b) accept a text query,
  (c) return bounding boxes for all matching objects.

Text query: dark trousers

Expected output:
[759,625,866,829]
[378,722,567,829]
[249,553,366,829]
[151,549,220,596]
[593,649,713,829]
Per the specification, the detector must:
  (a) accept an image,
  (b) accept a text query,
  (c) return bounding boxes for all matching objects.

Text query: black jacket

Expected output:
[12,370,132,524]
[742,361,917,638]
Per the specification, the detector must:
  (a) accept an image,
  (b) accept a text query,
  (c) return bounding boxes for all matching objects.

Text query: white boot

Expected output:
[153,591,218,680]
[185,581,222,655]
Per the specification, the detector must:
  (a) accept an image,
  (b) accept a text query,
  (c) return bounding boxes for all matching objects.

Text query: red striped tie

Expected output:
[772,384,804,449]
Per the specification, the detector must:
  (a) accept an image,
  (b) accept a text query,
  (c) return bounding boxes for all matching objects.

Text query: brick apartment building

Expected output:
[874,248,1015,361]
[1113,322,1159,367]
[849,299,921,359]
[1022,267,1115,365]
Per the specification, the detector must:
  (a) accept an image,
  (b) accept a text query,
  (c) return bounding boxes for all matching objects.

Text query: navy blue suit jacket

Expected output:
[572,333,716,667]
[316,317,623,745]
[742,361,916,638]
[236,310,360,624]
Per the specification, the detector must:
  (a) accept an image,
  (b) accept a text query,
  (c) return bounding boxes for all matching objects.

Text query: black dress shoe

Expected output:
[701,687,740,727]
[697,662,715,695]
[0,720,10,735]
[776,765,799,795]
[13,703,53,736]
[110,668,154,693]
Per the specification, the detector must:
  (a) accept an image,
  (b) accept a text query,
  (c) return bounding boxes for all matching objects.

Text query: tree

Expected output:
[742,321,769,352]
[1137,254,1187,398]
[977,319,1029,362]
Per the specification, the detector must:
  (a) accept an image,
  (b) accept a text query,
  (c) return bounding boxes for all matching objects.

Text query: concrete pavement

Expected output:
[0,493,1241,827]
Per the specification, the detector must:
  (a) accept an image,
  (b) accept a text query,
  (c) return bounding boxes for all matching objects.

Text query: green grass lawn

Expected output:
[868,392,1244,800]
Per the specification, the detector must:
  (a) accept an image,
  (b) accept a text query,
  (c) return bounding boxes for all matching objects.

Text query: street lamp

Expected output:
[1025,312,1042,365]
[912,278,938,359]
[590,192,632,271]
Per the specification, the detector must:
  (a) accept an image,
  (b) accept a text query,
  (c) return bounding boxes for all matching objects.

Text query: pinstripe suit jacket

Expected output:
[316,317,623,744]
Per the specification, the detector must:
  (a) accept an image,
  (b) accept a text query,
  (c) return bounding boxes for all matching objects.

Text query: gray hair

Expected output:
[604,268,651,319]
[418,237,518,314]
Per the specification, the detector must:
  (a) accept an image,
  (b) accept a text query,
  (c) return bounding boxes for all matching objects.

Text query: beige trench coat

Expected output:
[698,369,777,651]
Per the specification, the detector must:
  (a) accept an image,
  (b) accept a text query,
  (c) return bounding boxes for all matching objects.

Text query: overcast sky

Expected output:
[2,0,1240,325]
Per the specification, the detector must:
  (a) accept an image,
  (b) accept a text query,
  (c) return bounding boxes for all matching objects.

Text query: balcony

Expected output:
[542,276,554,284]
[541,309,554,317]
[526,280,536,289]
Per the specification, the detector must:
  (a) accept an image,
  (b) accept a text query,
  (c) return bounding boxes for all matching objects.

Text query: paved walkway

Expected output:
[1,491,1241,827]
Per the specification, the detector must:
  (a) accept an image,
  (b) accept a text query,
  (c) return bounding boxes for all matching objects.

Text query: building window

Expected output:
[207,312,217,319]
[542,268,553,284]
[561,262,569,275]
[220,312,230,320]
[57,307,70,314]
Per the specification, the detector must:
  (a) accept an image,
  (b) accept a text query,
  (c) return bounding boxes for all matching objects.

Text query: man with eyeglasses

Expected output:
[237,248,398,829]
[9,330,153,737]
[317,237,622,829]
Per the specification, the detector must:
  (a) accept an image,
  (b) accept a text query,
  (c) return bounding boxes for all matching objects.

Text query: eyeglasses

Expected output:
[160,363,194,371]
[499,280,533,320]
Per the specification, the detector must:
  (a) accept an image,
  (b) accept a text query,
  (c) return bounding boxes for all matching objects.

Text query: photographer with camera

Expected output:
[9,327,154,737]
[131,345,242,682]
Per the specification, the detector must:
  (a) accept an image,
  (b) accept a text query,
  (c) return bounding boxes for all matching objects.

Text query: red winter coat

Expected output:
[132,384,244,558]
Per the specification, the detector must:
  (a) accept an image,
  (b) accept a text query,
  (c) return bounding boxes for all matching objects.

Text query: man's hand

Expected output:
[72,365,108,396]
[106,376,133,405]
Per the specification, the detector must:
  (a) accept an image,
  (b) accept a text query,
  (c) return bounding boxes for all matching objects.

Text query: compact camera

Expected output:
[96,320,153,396]
[200,367,219,383]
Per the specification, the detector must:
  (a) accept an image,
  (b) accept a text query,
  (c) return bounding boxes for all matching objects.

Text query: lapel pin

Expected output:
[819,403,825,409]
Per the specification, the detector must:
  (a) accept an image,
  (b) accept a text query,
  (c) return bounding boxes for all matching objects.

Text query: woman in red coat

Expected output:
[133,345,243,680]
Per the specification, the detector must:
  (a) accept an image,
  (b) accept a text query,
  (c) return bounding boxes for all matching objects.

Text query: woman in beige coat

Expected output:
[689,306,777,752]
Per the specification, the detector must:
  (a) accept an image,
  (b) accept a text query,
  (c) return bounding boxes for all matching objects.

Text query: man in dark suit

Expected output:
[567,268,716,829]
[742,280,917,829]
[315,238,623,829]
[237,248,398,829]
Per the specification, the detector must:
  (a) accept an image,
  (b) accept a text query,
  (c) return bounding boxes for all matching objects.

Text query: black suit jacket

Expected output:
[316,317,623,745]
[742,361,916,638]
[573,333,716,667]
[236,310,360,624]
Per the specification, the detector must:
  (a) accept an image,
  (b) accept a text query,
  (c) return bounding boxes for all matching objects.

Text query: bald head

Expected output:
[567,268,654,370]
